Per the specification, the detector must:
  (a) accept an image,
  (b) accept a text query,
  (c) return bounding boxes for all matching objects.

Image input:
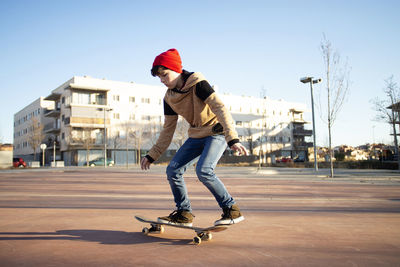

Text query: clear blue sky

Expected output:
[1,0,399,147]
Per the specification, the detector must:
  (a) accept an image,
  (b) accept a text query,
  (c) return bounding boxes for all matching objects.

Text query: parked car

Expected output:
[13,157,27,168]
[276,157,292,163]
[87,158,114,167]
[294,157,305,162]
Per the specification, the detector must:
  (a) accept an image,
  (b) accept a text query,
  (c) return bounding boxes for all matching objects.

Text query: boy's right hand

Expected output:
[140,157,151,170]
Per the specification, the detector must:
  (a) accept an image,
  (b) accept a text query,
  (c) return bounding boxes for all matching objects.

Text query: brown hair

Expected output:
[151,65,167,77]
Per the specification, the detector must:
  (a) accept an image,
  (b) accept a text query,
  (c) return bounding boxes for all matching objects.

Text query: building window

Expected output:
[62,133,65,140]
[129,96,135,103]
[236,121,242,126]
[72,92,106,105]
[113,95,120,101]
[64,117,70,125]
[113,113,120,119]
[141,115,151,120]
[72,92,90,104]
[141,98,150,104]
[129,114,135,120]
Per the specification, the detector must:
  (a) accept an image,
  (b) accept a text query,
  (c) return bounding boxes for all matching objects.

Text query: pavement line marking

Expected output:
[0,192,393,202]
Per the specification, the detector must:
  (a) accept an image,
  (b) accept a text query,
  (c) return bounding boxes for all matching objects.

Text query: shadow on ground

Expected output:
[0,230,192,246]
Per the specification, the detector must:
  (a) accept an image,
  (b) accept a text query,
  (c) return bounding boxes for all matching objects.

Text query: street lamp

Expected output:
[300,77,322,172]
[98,107,113,167]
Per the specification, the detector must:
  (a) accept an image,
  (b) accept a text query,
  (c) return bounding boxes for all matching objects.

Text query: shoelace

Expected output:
[168,210,179,221]
[221,207,233,219]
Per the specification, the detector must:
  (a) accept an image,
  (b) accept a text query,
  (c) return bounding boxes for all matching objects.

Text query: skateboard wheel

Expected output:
[142,227,150,235]
[203,233,212,241]
[193,236,202,245]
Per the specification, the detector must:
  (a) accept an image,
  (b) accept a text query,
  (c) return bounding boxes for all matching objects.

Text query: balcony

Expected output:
[68,117,109,128]
[293,129,313,136]
[293,141,313,149]
[68,137,104,148]
[44,108,61,117]
[44,121,61,133]
[44,92,61,101]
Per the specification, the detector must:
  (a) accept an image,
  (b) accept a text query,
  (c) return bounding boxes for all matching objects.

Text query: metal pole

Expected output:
[310,82,318,171]
[42,148,45,167]
[104,108,107,168]
[53,140,56,167]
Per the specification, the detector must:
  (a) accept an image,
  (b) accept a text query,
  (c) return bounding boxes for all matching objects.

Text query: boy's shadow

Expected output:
[0,230,191,246]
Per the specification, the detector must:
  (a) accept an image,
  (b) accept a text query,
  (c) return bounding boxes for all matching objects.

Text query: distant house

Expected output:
[0,144,13,168]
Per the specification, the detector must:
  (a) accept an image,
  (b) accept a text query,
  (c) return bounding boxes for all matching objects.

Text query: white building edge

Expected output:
[13,76,312,166]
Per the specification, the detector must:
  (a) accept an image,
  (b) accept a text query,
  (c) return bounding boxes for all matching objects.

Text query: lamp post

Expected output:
[300,77,322,172]
[40,143,47,167]
[98,107,113,168]
[53,140,56,167]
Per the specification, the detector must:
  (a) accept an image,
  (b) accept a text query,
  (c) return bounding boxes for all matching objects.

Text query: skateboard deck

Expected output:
[135,215,228,244]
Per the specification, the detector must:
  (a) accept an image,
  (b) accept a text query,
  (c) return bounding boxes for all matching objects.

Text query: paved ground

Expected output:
[0,166,400,266]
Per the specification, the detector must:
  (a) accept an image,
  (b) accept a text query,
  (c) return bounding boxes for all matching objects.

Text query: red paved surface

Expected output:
[0,166,399,266]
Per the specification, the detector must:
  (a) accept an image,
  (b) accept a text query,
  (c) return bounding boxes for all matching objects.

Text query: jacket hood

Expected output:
[181,72,206,91]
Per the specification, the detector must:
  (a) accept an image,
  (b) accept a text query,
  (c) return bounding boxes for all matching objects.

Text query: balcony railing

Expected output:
[44,108,61,117]
[293,141,313,148]
[69,138,104,146]
[293,129,313,136]
[44,122,61,133]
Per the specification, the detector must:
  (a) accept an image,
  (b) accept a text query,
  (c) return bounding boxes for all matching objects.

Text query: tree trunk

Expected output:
[328,122,334,177]
[391,109,400,170]
[126,134,129,169]
[137,137,141,165]
[86,149,89,167]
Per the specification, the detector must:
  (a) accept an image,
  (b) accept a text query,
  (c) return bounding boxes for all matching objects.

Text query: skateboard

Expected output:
[135,215,229,245]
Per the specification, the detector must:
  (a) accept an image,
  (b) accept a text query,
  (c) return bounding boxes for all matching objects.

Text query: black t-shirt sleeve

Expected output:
[164,99,177,115]
[195,80,215,101]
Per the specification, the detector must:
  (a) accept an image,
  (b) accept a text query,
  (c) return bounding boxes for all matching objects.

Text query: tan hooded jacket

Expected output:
[147,72,239,161]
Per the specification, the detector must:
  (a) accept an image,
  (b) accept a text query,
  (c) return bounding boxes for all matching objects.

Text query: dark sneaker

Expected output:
[158,210,194,226]
[214,204,245,225]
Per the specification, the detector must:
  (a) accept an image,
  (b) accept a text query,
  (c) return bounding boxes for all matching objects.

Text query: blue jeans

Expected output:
[166,134,235,212]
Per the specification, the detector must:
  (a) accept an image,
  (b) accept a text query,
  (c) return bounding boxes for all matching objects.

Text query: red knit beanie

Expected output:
[152,48,182,73]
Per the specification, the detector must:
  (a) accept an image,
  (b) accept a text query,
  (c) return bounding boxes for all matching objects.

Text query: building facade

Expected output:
[13,97,55,162]
[13,76,312,165]
[222,94,312,162]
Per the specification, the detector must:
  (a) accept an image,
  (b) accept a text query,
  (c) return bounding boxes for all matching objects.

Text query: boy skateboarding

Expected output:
[140,48,248,226]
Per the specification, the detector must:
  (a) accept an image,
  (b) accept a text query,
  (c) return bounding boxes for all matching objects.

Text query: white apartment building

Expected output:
[13,97,55,161]
[223,94,312,162]
[13,76,312,166]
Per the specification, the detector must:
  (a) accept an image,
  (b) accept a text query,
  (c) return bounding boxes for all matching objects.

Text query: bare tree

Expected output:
[28,117,44,161]
[128,121,146,164]
[74,128,97,167]
[244,126,254,155]
[148,120,163,146]
[318,35,351,177]
[119,121,135,168]
[109,129,122,163]
[371,76,400,169]
[172,118,189,149]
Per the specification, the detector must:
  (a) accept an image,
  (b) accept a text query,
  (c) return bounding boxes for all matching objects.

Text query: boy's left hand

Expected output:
[230,143,248,156]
